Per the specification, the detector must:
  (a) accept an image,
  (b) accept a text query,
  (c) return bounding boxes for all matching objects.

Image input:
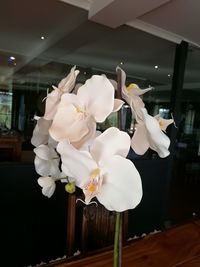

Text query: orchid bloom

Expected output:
[31,117,52,147]
[33,144,61,177]
[131,108,172,158]
[37,173,69,198]
[116,66,152,122]
[57,127,142,212]
[34,145,69,198]
[49,75,121,147]
[34,144,69,197]
[44,66,79,120]
[37,176,57,198]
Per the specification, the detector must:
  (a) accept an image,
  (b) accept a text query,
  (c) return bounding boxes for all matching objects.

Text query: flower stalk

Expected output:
[114,212,121,267]
[113,67,123,267]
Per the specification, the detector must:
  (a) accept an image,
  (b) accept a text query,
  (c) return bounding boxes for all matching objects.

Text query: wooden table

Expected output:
[0,134,22,160]
[43,219,200,267]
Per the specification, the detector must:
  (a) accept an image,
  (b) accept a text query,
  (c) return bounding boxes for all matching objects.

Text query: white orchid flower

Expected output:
[131,108,171,158]
[49,75,117,146]
[44,66,79,120]
[37,171,69,198]
[31,117,52,147]
[117,66,152,122]
[33,144,61,177]
[37,176,57,198]
[57,127,142,212]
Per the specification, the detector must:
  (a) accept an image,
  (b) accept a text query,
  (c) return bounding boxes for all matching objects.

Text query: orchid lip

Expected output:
[76,198,98,207]
[74,105,88,119]
[126,84,136,92]
[90,168,100,179]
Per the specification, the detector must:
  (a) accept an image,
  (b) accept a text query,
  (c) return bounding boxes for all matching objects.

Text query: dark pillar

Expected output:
[170,41,188,154]
[164,41,188,222]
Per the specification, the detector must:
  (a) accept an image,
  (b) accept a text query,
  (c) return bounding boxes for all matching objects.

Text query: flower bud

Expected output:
[65,182,76,194]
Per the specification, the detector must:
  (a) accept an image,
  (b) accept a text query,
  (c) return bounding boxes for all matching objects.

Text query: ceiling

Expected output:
[0,0,200,95]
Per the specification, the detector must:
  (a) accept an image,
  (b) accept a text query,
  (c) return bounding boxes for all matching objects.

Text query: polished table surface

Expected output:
[44,219,200,267]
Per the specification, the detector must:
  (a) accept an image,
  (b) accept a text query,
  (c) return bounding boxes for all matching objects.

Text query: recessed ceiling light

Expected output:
[40,36,45,40]
[9,56,15,60]
[120,62,124,65]
[168,74,171,77]
[154,65,158,69]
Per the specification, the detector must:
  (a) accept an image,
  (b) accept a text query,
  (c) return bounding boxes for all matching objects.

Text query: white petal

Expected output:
[44,88,61,120]
[48,136,58,148]
[49,102,89,142]
[42,185,56,198]
[49,93,90,142]
[90,127,130,164]
[33,145,58,160]
[71,118,96,149]
[142,108,170,158]
[34,156,51,176]
[34,145,60,176]
[31,124,48,147]
[38,176,55,187]
[60,163,74,179]
[37,118,52,134]
[130,96,145,122]
[113,99,124,112]
[58,66,79,93]
[109,79,117,90]
[71,121,98,151]
[97,155,143,211]
[34,155,60,177]
[57,140,98,188]
[131,123,149,155]
[77,75,115,122]
[49,160,61,177]
[79,130,102,151]
[38,176,56,198]
[31,118,52,147]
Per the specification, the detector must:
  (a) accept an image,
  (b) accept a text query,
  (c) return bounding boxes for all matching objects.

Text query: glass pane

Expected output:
[179,45,200,160]
[169,45,200,225]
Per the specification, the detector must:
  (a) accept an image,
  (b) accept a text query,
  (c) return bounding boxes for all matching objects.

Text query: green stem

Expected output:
[114,212,121,267]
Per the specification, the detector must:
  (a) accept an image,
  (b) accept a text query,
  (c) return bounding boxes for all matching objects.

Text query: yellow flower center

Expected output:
[126,83,137,92]
[87,182,97,193]
[76,107,84,113]
[158,119,164,128]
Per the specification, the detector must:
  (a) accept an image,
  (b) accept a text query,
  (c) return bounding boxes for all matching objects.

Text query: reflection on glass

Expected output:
[0,91,12,131]
[177,45,200,160]
[0,22,176,153]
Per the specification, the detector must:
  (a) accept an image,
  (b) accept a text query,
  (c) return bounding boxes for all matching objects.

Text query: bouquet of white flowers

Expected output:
[31,66,173,266]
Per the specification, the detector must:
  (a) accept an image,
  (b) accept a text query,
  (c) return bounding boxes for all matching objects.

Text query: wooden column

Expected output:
[66,194,76,256]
